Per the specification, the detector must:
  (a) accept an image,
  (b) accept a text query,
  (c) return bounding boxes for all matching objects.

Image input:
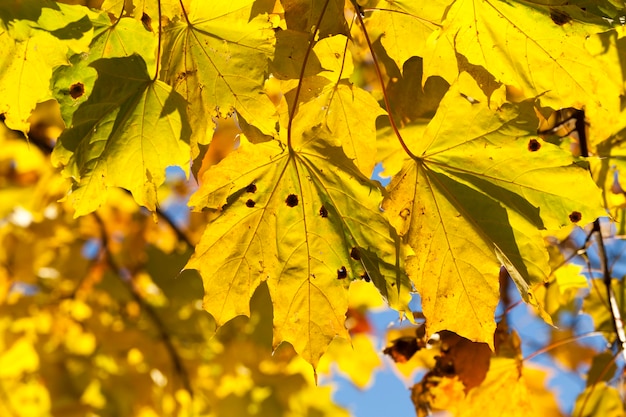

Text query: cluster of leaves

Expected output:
[4,0,626,415]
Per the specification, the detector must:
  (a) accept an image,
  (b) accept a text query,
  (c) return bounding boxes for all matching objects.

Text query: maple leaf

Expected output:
[423,0,620,143]
[186,133,411,367]
[286,35,385,176]
[0,14,68,133]
[159,0,277,149]
[52,55,191,216]
[383,73,605,346]
[52,12,158,126]
[363,0,447,70]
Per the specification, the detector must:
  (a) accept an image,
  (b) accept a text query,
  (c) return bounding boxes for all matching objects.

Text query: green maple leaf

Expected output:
[187,132,411,367]
[52,12,158,126]
[160,0,277,149]
[383,73,605,346]
[0,4,85,133]
[52,55,191,216]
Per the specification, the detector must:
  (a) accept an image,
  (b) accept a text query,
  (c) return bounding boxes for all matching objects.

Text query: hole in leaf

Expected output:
[528,139,541,152]
[569,211,582,223]
[337,266,347,279]
[141,13,153,31]
[246,183,257,193]
[69,83,85,99]
[360,271,370,282]
[550,8,571,25]
[245,199,255,208]
[350,247,361,260]
[286,194,299,207]
[319,205,328,218]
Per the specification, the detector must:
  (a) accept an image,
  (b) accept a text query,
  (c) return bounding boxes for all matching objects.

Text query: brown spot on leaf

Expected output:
[569,211,582,223]
[400,208,411,219]
[246,183,257,193]
[69,83,84,99]
[337,266,347,279]
[350,247,361,260]
[319,205,328,218]
[550,8,571,25]
[286,194,299,207]
[361,272,370,282]
[141,13,153,31]
[528,139,541,152]
[245,199,255,208]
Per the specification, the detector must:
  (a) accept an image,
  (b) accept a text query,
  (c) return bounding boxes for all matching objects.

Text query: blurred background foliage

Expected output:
[3,0,626,416]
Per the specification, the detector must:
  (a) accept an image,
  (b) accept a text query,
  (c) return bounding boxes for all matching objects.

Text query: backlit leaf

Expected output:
[0,22,67,133]
[364,0,447,69]
[187,133,410,366]
[424,0,619,143]
[383,73,605,346]
[160,0,277,147]
[52,13,158,126]
[52,55,191,216]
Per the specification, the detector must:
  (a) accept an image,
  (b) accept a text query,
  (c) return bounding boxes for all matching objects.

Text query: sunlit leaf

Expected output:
[0,22,67,133]
[424,0,619,143]
[160,0,277,148]
[52,12,158,126]
[383,73,605,345]
[52,55,191,216]
[187,133,410,366]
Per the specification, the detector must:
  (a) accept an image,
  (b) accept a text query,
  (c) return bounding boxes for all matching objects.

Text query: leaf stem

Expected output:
[352,2,417,160]
[153,0,163,82]
[178,0,192,26]
[287,0,330,149]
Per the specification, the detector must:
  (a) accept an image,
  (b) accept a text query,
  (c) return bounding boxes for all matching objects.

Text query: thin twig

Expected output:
[15,132,194,249]
[286,0,331,148]
[576,111,626,362]
[351,0,417,160]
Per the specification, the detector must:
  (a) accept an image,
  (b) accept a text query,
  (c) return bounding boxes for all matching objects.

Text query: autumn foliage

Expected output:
[3,0,626,416]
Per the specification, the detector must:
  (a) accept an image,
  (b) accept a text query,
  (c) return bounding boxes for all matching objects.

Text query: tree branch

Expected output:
[92,212,194,396]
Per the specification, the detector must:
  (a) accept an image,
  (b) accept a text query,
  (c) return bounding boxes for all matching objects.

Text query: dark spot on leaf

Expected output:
[350,247,361,260]
[141,13,153,31]
[286,194,299,207]
[0,113,5,122]
[550,8,571,25]
[245,199,255,208]
[528,139,541,152]
[360,272,370,282]
[400,208,411,219]
[337,266,347,279]
[569,211,582,223]
[246,183,257,193]
[69,83,84,99]
[391,282,395,287]
[319,205,328,218]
